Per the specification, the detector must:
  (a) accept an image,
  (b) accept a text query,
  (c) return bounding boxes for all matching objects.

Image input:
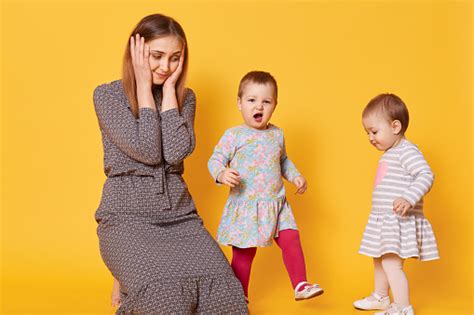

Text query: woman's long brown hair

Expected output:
[122,14,189,117]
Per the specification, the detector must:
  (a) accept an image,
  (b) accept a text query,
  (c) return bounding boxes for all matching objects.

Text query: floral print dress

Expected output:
[208,124,300,248]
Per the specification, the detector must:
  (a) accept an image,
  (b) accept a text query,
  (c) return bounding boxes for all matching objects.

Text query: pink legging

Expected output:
[231,229,307,297]
[374,254,410,307]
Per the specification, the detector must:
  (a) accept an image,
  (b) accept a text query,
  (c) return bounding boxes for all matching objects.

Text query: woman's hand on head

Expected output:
[163,45,185,91]
[217,168,241,188]
[130,34,153,89]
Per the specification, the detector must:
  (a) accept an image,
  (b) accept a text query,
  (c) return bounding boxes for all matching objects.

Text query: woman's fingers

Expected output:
[130,36,136,62]
[163,45,186,88]
[138,37,145,64]
[136,34,142,64]
[131,34,144,65]
[135,34,140,62]
[144,43,150,63]
[132,34,143,64]
[129,33,153,87]
[176,47,185,71]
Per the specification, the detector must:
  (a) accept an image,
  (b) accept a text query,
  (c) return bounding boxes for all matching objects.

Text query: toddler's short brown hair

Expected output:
[238,71,278,101]
[363,93,410,134]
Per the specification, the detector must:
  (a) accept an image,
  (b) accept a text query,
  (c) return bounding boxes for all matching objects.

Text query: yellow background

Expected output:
[1,0,472,314]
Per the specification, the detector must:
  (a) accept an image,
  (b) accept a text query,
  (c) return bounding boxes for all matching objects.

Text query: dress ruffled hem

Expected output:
[217,196,298,248]
[117,273,248,314]
[359,213,440,261]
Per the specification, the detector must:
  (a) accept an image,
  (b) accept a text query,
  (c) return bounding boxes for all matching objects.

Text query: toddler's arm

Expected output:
[398,145,435,206]
[208,130,236,184]
[280,135,301,182]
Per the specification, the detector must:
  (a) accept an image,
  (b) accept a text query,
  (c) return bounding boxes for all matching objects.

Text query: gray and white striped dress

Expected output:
[359,139,440,261]
[93,80,248,314]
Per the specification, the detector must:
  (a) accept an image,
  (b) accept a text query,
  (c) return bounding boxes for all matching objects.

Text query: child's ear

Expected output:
[237,97,242,111]
[392,120,402,135]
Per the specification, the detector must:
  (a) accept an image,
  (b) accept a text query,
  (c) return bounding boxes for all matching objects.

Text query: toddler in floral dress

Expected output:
[208,71,324,302]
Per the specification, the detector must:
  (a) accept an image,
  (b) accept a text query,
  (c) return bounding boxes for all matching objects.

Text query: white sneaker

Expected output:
[294,281,324,301]
[374,303,414,315]
[353,292,390,310]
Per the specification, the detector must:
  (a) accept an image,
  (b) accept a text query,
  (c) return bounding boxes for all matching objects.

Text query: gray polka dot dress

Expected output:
[93,80,248,314]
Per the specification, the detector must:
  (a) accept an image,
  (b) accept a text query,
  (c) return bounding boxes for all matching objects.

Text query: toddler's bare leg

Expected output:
[381,254,410,307]
[374,257,389,296]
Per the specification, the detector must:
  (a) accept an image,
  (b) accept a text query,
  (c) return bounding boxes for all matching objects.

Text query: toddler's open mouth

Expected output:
[253,113,263,123]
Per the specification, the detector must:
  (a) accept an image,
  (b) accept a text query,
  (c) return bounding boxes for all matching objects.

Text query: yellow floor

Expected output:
[2,310,472,315]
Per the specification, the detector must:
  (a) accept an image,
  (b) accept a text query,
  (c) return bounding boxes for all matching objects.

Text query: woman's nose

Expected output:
[160,59,169,72]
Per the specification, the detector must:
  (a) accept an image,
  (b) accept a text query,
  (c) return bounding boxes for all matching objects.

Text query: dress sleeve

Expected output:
[208,130,236,183]
[398,145,435,206]
[160,89,196,165]
[93,83,161,165]
[280,133,301,182]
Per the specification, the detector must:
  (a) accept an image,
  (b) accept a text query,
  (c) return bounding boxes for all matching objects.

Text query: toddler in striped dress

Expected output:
[354,94,439,315]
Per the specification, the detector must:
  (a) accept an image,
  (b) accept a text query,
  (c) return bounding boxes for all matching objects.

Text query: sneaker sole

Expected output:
[353,305,389,311]
[295,289,324,301]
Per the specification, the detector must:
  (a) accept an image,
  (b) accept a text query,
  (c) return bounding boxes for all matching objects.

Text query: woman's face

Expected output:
[147,35,183,85]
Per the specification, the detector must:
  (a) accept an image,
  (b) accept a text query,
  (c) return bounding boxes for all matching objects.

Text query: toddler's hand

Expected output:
[393,197,412,216]
[293,176,307,194]
[217,168,241,188]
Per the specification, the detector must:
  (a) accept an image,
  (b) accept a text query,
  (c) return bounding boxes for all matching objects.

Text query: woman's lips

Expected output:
[155,72,168,79]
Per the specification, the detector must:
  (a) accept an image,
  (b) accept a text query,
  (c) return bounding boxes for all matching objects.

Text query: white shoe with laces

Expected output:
[294,281,324,301]
[353,292,390,310]
[374,303,414,315]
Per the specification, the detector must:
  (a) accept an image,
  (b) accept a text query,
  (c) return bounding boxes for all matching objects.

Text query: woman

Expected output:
[93,14,248,314]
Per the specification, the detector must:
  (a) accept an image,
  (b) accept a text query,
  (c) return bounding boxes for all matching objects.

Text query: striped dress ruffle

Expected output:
[359,139,440,261]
